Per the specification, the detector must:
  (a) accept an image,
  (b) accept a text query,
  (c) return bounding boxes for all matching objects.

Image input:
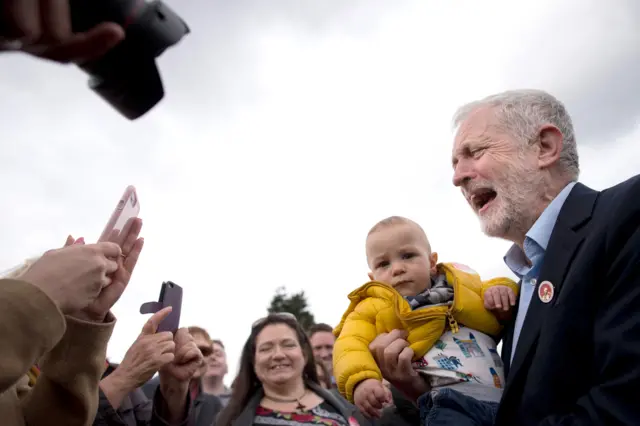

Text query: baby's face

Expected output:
[366,223,436,297]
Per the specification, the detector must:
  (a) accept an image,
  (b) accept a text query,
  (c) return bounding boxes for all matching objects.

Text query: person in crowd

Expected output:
[186,326,215,400]
[307,323,337,387]
[201,339,232,406]
[95,306,197,426]
[215,313,373,426]
[370,89,640,425]
[143,326,224,426]
[185,327,226,425]
[0,222,198,425]
[333,215,518,419]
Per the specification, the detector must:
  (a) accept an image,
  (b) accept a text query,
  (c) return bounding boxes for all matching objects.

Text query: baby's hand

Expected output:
[484,285,517,320]
[353,378,392,418]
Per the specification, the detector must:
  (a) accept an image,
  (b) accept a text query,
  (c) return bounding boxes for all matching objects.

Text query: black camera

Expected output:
[70,0,189,120]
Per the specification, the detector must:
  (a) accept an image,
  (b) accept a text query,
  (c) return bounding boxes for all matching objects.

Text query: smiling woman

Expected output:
[216,313,373,426]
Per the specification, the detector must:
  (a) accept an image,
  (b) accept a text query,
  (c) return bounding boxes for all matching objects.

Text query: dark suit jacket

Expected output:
[496,177,640,425]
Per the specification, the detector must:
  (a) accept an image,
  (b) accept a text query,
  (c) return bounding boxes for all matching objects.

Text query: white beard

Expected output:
[478,162,543,240]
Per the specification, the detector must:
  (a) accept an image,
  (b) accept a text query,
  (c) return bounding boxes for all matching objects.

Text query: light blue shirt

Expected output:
[503,182,576,364]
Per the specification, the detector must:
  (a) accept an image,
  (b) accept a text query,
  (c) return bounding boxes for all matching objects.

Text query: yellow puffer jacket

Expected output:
[332,262,518,402]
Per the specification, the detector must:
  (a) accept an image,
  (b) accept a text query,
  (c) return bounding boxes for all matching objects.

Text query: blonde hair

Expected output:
[2,256,41,279]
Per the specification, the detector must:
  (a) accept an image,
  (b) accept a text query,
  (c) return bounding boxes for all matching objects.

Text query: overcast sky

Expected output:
[1,0,639,384]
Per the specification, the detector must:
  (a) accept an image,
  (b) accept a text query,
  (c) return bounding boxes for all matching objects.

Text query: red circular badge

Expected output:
[538,281,554,303]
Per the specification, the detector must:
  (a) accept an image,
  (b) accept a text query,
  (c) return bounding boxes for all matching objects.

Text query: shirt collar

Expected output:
[504,182,577,276]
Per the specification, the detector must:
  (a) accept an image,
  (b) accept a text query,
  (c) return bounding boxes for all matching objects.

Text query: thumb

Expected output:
[141,306,172,335]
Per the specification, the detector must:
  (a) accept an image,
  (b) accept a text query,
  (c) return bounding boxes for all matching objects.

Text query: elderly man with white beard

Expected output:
[366,89,640,426]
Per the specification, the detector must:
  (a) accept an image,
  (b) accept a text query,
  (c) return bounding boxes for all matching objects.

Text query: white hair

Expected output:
[452,89,579,180]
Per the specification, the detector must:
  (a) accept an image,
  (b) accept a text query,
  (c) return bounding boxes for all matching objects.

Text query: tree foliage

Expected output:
[267,286,316,331]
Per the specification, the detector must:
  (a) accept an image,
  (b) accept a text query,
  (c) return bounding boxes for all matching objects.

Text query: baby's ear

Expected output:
[368,272,375,281]
[430,252,439,275]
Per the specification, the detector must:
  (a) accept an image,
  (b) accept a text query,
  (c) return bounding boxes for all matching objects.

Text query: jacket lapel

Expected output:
[506,183,598,387]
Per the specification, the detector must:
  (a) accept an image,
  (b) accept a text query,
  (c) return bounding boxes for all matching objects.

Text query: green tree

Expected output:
[267,286,316,331]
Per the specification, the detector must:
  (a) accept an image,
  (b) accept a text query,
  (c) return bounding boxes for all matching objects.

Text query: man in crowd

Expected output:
[308,323,336,387]
[368,89,640,425]
[201,339,232,407]
[187,327,215,400]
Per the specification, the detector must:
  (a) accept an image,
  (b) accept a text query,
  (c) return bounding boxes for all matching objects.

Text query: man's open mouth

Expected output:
[471,189,497,213]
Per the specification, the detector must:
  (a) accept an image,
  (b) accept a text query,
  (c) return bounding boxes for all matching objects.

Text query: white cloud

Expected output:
[1,0,639,382]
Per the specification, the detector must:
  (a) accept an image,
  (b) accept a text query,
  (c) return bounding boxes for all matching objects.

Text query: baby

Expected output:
[333,216,518,422]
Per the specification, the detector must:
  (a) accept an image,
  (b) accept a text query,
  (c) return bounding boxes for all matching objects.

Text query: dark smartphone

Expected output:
[139,281,183,333]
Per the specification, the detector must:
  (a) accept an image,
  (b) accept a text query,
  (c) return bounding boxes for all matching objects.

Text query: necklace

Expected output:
[264,389,308,411]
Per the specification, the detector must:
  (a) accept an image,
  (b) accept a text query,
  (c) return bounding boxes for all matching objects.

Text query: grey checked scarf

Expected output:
[404,273,454,310]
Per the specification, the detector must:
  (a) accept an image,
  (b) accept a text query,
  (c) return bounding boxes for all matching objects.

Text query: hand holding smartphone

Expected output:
[99,185,140,246]
[140,281,183,333]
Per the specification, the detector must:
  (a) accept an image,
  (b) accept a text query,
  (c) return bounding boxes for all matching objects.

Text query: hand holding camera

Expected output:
[1,0,189,119]
[0,0,124,63]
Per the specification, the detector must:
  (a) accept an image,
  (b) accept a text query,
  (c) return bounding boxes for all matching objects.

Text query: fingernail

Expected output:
[76,237,85,244]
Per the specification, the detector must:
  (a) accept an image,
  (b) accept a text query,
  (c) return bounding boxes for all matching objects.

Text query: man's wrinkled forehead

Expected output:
[452,106,498,159]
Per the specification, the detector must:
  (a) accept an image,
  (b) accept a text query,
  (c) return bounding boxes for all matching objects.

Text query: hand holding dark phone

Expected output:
[140,281,182,333]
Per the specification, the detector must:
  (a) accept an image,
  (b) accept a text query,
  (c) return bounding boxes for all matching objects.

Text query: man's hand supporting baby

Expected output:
[367,330,431,406]
[483,285,517,321]
[353,378,392,418]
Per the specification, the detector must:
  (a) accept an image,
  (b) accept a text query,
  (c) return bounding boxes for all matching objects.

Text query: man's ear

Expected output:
[368,272,375,281]
[430,252,439,275]
[537,124,563,169]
